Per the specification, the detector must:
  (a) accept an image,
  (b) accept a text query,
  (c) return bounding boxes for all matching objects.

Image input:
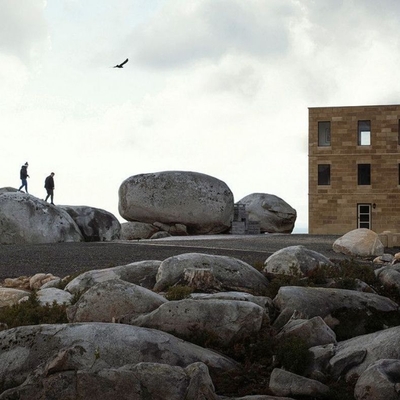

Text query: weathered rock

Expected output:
[190,291,272,309]
[153,221,188,236]
[276,316,337,348]
[311,326,400,381]
[354,359,400,400]
[333,228,384,257]
[1,360,219,400]
[0,323,239,391]
[120,221,159,240]
[0,287,30,307]
[65,260,162,294]
[29,273,58,290]
[60,205,121,242]
[3,276,30,290]
[151,231,172,239]
[375,265,400,292]
[273,286,399,339]
[0,187,18,194]
[130,299,265,345]
[154,253,269,295]
[269,368,329,397]
[67,279,167,322]
[238,193,296,233]
[263,245,335,277]
[36,287,73,306]
[218,396,295,400]
[0,192,84,244]
[118,171,234,235]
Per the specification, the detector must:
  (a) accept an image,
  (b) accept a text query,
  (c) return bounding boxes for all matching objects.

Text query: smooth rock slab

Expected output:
[0,323,238,390]
[118,171,234,234]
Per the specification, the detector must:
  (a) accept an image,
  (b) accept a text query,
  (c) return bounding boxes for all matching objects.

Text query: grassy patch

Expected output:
[0,292,68,328]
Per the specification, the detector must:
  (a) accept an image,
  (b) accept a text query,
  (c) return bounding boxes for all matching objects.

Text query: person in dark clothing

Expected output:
[44,172,55,205]
[18,162,30,193]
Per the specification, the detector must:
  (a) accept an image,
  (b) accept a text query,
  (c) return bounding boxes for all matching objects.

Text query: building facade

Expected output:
[309,104,400,234]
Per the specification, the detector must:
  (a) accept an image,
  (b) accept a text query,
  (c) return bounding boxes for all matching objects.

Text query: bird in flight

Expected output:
[113,58,129,68]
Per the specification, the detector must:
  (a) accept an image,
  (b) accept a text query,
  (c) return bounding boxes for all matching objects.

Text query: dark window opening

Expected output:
[358,120,371,145]
[358,164,371,185]
[318,121,331,146]
[318,164,331,185]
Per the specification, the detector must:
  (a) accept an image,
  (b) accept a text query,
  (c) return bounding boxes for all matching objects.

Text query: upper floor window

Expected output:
[358,164,371,185]
[318,121,331,146]
[318,164,331,185]
[358,120,371,146]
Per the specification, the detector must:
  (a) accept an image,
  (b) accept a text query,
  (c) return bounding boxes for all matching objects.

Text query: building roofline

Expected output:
[308,103,400,110]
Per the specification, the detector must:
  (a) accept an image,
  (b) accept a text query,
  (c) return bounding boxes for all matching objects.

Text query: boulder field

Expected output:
[0,238,400,399]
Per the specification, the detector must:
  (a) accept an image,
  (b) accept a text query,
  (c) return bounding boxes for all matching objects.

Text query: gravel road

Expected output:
[0,234,345,280]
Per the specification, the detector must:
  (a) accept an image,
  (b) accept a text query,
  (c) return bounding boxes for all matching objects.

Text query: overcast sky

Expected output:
[1,0,400,233]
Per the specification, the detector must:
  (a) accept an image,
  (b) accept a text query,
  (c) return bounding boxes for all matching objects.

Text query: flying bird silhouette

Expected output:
[113,58,129,68]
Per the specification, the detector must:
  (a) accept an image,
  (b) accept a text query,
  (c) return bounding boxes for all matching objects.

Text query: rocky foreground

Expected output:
[0,231,400,399]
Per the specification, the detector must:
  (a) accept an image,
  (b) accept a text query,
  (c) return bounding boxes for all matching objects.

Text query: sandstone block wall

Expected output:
[309,104,400,234]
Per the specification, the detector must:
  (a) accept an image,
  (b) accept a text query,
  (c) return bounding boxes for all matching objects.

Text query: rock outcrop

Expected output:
[0,192,84,244]
[118,171,234,234]
[238,193,296,233]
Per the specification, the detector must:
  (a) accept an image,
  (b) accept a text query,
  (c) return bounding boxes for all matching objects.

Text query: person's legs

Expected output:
[19,179,27,192]
[50,190,54,204]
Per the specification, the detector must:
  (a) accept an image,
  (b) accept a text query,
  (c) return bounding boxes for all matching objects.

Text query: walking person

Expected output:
[44,172,55,205]
[18,162,29,193]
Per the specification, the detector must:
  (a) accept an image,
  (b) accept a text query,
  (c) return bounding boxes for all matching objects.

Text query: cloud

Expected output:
[129,0,296,69]
[0,0,48,63]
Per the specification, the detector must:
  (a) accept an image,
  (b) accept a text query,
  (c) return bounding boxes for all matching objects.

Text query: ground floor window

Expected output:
[318,164,331,185]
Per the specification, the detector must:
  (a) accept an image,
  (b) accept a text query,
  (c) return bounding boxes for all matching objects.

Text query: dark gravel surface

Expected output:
[0,234,347,280]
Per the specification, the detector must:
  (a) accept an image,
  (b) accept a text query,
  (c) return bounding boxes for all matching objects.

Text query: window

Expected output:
[318,164,331,185]
[318,121,331,146]
[358,120,371,145]
[398,120,400,145]
[358,164,371,185]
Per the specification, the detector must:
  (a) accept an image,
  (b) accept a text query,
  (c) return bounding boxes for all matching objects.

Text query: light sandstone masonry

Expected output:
[309,104,400,234]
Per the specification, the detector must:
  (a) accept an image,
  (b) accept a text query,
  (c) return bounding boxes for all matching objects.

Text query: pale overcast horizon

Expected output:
[2,0,400,233]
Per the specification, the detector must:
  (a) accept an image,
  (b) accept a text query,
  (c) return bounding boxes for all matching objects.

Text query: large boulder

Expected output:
[1,361,219,400]
[354,359,400,400]
[273,286,399,339]
[263,245,335,277]
[129,299,265,345]
[0,323,239,391]
[238,193,296,233]
[60,205,121,242]
[269,368,329,398]
[67,279,167,322]
[311,326,400,381]
[65,260,162,294]
[153,253,269,295]
[118,171,234,235]
[0,192,84,244]
[333,228,384,257]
